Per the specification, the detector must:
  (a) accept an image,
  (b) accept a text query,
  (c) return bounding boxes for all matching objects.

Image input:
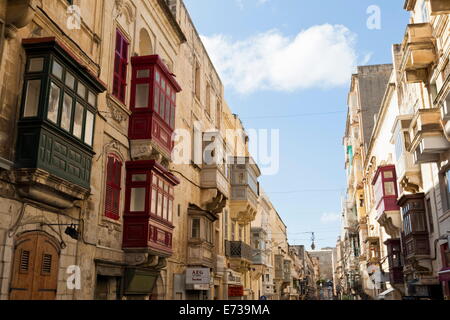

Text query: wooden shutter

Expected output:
[113,29,129,103]
[105,155,122,220]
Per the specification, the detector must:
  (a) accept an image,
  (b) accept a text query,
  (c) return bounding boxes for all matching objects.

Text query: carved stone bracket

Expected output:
[124,252,167,270]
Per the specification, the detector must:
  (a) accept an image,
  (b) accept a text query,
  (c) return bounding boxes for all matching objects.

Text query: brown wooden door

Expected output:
[10,232,60,300]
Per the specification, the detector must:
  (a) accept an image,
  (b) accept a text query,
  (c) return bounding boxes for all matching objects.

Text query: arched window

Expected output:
[105,154,123,220]
[139,29,153,56]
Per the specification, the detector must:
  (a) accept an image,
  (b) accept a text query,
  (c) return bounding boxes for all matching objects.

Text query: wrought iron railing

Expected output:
[225,241,252,260]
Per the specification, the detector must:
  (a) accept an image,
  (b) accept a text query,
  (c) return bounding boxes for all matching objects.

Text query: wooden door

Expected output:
[10,232,60,300]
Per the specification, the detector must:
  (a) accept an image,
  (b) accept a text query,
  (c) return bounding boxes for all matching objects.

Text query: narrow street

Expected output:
[0,0,448,307]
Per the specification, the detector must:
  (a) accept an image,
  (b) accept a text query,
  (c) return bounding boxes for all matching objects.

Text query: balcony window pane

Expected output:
[384,171,393,179]
[130,187,146,212]
[73,103,84,139]
[61,94,73,131]
[47,82,60,124]
[132,174,147,182]
[84,110,94,146]
[155,71,160,84]
[23,80,41,118]
[137,69,150,78]
[192,218,200,238]
[159,89,165,117]
[168,200,173,223]
[52,60,63,79]
[163,195,168,220]
[170,105,175,128]
[154,86,160,112]
[157,192,163,217]
[77,82,86,99]
[151,188,157,214]
[135,83,149,108]
[165,95,170,123]
[65,72,75,90]
[88,91,96,107]
[28,58,44,73]
[384,182,396,196]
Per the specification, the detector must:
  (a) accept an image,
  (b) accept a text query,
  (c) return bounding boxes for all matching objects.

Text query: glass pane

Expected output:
[28,58,44,72]
[23,80,41,118]
[160,93,165,117]
[132,174,147,182]
[384,171,393,179]
[165,96,170,122]
[47,82,60,124]
[65,72,75,90]
[137,69,150,78]
[168,200,173,222]
[154,86,159,112]
[61,94,73,131]
[157,192,163,217]
[88,91,96,106]
[130,188,146,212]
[135,83,149,108]
[77,82,86,98]
[73,103,84,139]
[155,71,160,83]
[163,195,168,220]
[151,188,157,214]
[384,182,396,196]
[170,105,175,128]
[152,175,158,186]
[84,110,94,145]
[52,60,63,79]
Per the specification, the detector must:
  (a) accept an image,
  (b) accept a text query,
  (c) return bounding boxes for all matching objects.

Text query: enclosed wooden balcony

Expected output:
[400,23,436,83]
[251,227,268,265]
[128,55,181,164]
[122,160,180,258]
[200,131,229,214]
[186,205,217,268]
[398,193,431,261]
[408,109,450,164]
[229,157,260,223]
[430,0,450,15]
[384,239,404,285]
[392,115,422,194]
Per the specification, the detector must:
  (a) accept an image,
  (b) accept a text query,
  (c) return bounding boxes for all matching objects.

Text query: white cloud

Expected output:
[201,24,362,94]
[320,212,341,224]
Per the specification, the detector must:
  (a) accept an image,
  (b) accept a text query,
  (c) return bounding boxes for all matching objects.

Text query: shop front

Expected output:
[185,268,211,300]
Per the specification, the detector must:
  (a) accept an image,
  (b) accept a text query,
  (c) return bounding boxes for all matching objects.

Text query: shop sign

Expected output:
[227,270,242,285]
[186,268,211,284]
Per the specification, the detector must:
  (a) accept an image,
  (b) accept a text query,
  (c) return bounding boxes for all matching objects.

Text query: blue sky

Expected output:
[184,0,410,249]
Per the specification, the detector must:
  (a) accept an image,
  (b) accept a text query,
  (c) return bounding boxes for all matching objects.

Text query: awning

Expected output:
[378,287,395,298]
[438,268,450,282]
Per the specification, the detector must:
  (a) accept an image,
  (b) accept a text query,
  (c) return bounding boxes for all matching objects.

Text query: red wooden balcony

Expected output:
[128,55,181,160]
[122,160,180,256]
[373,165,400,218]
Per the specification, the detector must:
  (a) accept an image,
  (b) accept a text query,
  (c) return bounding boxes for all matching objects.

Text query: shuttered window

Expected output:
[41,254,52,275]
[19,250,30,273]
[113,29,129,103]
[105,155,122,220]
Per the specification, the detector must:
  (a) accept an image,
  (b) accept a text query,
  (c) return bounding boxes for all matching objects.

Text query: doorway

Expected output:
[9,232,60,300]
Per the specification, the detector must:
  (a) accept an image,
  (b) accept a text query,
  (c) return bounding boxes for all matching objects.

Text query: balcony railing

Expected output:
[225,241,252,261]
